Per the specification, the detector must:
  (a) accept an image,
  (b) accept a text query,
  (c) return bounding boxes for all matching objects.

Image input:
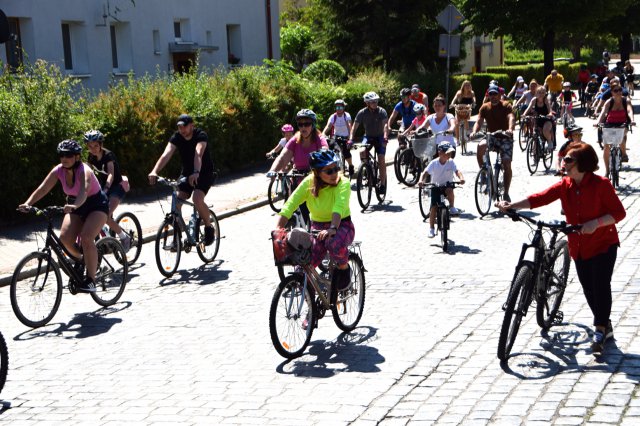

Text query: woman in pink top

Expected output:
[19,140,109,293]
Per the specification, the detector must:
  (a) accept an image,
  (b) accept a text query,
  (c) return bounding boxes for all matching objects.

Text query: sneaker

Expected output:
[503,193,511,203]
[428,228,436,238]
[120,234,132,253]
[449,207,461,215]
[204,225,215,246]
[622,154,629,163]
[591,330,605,353]
[605,321,614,340]
[547,143,554,152]
[348,164,355,176]
[77,277,97,293]
[378,183,386,194]
[333,266,352,291]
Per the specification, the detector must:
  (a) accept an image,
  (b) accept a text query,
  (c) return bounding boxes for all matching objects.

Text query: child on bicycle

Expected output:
[18,140,109,293]
[275,150,354,291]
[418,142,465,238]
[84,130,132,252]
[559,82,577,122]
[556,125,583,174]
[266,124,295,159]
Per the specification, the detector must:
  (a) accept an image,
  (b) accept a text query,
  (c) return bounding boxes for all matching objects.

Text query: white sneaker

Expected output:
[428,228,436,238]
[449,207,461,215]
[120,234,132,253]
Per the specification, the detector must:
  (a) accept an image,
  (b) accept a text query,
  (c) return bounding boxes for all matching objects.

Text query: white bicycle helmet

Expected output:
[413,103,426,114]
[363,91,380,102]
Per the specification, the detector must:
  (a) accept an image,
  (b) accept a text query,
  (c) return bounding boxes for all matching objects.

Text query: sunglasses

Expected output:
[336,106,345,110]
[612,88,622,93]
[298,122,313,128]
[320,166,340,175]
[562,156,575,164]
[59,152,76,158]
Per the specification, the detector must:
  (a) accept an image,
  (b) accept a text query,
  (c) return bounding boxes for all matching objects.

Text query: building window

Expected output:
[5,18,23,71]
[173,21,181,40]
[61,23,73,70]
[110,25,118,69]
[153,30,161,54]
[226,24,242,64]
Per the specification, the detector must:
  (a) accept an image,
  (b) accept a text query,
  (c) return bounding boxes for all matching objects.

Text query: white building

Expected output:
[458,33,503,74]
[0,0,280,90]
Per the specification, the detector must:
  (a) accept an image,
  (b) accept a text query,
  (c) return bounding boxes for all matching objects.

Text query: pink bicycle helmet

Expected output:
[281,124,294,132]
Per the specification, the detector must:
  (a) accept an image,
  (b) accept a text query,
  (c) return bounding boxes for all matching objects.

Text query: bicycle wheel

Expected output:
[497,262,534,361]
[610,148,620,188]
[115,212,143,264]
[526,137,540,174]
[154,219,182,277]
[91,237,128,307]
[269,274,315,359]
[267,176,286,213]
[536,240,570,330]
[439,207,449,252]
[542,140,554,171]
[332,253,366,332]
[0,331,7,394]
[459,123,467,155]
[375,172,386,203]
[394,147,406,184]
[518,124,529,151]
[474,168,492,216]
[399,150,421,187]
[356,163,373,210]
[10,252,63,328]
[418,185,431,220]
[196,210,221,263]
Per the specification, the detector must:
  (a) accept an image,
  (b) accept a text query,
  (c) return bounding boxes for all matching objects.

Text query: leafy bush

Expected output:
[302,59,347,84]
[280,24,313,71]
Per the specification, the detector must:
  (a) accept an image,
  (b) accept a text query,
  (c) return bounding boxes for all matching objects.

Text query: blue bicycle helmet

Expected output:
[309,150,338,169]
[57,139,82,155]
[296,109,317,125]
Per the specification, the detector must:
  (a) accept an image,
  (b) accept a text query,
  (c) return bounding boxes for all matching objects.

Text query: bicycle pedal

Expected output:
[553,310,564,325]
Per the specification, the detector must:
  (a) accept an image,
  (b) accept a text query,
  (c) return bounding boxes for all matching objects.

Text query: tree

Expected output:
[599,0,640,62]
[462,0,632,74]
[304,0,455,72]
[280,23,313,71]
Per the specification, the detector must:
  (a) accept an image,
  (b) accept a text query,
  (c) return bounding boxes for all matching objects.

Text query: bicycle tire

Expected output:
[474,168,492,216]
[526,137,540,174]
[495,164,505,202]
[10,251,63,328]
[0,331,7,394]
[497,262,534,361]
[269,274,315,359]
[610,148,620,189]
[356,163,373,210]
[418,185,431,220]
[154,219,182,277]
[115,212,143,264]
[196,210,221,263]
[267,176,286,213]
[518,125,529,152]
[439,207,449,252]
[393,147,406,183]
[375,173,386,203]
[91,237,128,306]
[331,253,366,332]
[459,123,467,155]
[536,240,570,330]
[542,141,554,171]
[399,149,421,187]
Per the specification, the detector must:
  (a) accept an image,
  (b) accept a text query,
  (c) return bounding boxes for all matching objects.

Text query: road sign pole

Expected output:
[446,33,450,105]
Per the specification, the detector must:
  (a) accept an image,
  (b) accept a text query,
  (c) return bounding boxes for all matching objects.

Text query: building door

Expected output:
[173,52,195,73]
[474,48,482,73]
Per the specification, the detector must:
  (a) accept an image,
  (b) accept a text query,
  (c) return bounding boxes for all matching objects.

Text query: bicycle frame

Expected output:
[482,138,503,200]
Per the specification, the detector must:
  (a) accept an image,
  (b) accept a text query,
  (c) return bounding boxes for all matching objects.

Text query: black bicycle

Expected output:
[420,182,462,252]
[0,330,7,395]
[497,209,580,361]
[154,177,221,277]
[267,171,307,213]
[11,206,128,328]
[526,116,555,175]
[353,143,386,210]
[473,131,509,216]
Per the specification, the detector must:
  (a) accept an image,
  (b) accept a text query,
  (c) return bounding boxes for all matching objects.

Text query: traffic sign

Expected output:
[438,34,461,58]
[437,4,464,33]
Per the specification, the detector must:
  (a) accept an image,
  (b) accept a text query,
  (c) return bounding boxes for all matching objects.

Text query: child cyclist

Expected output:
[84,130,132,252]
[419,142,465,238]
[559,82,577,122]
[556,125,584,175]
[266,124,295,159]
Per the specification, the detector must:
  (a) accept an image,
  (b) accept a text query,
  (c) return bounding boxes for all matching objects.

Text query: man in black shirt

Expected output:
[148,114,216,245]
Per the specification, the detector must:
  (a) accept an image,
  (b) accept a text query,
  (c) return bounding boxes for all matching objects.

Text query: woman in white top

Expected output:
[416,94,457,157]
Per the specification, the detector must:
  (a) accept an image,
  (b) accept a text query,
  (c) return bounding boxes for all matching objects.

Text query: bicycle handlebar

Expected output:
[422,181,463,190]
[504,209,582,234]
[470,130,512,141]
[17,205,65,218]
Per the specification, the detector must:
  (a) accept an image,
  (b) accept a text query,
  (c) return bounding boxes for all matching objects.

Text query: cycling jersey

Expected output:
[280,174,351,222]
[545,74,564,93]
[54,163,101,198]
[285,135,328,171]
[354,106,388,137]
[394,100,417,128]
[328,112,352,137]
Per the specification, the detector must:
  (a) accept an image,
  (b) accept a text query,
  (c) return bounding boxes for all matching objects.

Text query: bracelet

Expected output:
[192,171,200,175]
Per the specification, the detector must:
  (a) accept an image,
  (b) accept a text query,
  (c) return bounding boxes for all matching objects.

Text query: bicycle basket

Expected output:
[455,105,471,120]
[602,128,625,146]
[271,228,312,266]
[413,136,437,160]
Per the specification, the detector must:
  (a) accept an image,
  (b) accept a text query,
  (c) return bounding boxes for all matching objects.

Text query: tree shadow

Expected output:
[12,301,131,341]
[158,259,230,287]
[275,326,384,378]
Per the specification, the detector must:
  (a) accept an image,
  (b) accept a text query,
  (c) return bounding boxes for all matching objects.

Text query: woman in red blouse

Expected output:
[497,142,626,353]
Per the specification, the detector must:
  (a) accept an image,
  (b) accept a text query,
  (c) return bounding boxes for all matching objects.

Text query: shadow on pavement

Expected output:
[13,301,131,340]
[366,202,405,213]
[444,243,481,255]
[276,326,384,378]
[158,260,230,287]
[500,322,640,382]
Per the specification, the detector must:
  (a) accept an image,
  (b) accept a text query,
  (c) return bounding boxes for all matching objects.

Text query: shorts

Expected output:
[310,218,355,267]
[106,183,126,201]
[332,137,352,160]
[71,192,109,221]
[362,135,387,155]
[486,134,514,162]
[429,186,449,209]
[178,172,214,197]
[536,116,553,129]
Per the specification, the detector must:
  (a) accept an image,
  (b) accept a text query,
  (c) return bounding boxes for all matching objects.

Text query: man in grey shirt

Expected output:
[349,91,389,193]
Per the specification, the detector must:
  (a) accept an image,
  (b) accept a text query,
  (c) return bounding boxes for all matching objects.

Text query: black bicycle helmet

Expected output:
[296,108,317,126]
[57,139,82,155]
[563,124,583,138]
[309,150,338,169]
[400,88,411,97]
[83,129,104,143]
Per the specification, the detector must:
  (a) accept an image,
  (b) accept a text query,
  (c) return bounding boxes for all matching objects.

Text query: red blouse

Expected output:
[527,172,626,260]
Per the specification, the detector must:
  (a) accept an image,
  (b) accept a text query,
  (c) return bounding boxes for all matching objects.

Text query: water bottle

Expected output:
[188,213,196,238]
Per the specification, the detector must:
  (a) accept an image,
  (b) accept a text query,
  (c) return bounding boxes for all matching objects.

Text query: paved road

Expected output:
[0,107,639,424]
